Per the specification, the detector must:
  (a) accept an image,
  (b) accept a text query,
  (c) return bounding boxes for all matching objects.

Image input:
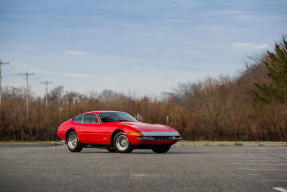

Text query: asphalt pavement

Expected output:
[0,145,287,192]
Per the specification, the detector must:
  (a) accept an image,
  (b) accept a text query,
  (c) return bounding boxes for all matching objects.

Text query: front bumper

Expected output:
[128,132,182,146]
[138,136,182,141]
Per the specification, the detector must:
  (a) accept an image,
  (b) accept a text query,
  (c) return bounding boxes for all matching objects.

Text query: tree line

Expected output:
[0,38,286,141]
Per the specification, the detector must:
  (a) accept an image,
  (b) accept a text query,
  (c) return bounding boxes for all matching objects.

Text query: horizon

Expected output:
[1,0,287,97]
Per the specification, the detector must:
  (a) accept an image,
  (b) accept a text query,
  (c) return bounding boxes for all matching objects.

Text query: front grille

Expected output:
[138,136,182,141]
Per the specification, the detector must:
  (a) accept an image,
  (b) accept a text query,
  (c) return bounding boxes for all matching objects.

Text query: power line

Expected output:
[18,72,34,118]
[0,61,56,111]
[7,63,19,74]
[0,61,57,116]
[33,73,43,82]
[3,65,14,76]
[41,80,52,108]
[0,60,9,105]
[1,78,9,87]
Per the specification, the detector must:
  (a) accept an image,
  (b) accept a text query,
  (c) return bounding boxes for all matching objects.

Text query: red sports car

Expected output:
[57,111,182,153]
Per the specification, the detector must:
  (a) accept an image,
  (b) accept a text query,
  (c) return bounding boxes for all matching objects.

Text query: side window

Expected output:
[72,114,84,123]
[83,113,99,124]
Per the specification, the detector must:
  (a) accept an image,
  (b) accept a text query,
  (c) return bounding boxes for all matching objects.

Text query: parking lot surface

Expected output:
[0,145,286,192]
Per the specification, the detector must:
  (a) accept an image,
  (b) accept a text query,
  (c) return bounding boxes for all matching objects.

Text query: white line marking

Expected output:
[231,160,287,162]
[130,174,147,177]
[229,155,266,157]
[230,157,268,159]
[273,187,287,192]
[229,158,277,160]
[230,163,287,166]
[229,157,275,158]
[265,180,287,182]
[239,167,287,170]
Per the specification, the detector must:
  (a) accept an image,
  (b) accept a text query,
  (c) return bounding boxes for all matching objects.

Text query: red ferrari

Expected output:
[57,111,182,153]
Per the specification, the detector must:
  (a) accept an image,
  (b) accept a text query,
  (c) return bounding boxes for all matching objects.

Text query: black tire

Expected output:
[67,131,83,152]
[107,148,117,153]
[113,132,133,153]
[152,145,171,153]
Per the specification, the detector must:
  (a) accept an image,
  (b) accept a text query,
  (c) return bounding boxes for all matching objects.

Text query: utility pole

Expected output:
[41,81,52,108]
[0,60,9,105]
[19,72,34,118]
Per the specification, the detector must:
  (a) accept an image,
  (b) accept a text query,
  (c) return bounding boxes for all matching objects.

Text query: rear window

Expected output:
[72,114,84,123]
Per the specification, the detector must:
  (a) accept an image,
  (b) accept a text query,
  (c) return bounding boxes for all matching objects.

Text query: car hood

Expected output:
[119,121,180,135]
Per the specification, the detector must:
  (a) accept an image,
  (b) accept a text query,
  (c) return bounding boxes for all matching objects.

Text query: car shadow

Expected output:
[79,150,200,155]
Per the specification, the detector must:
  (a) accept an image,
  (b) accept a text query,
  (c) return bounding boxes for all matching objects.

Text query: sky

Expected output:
[0,0,287,97]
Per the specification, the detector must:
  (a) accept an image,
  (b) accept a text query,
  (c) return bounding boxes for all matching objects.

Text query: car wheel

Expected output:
[67,131,83,152]
[113,132,133,153]
[107,148,117,152]
[152,145,171,153]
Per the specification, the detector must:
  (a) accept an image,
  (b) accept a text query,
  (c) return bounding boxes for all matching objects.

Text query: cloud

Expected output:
[36,70,97,79]
[231,15,279,22]
[62,72,97,78]
[172,0,196,7]
[64,50,88,55]
[186,50,199,55]
[162,18,189,24]
[232,43,268,49]
[196,26,233,32]
[206,10,279,22]
[206,10,242,16]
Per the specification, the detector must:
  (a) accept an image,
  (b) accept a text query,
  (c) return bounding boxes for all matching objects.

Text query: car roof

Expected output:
[87,110,124,114]
[71,111,125,119]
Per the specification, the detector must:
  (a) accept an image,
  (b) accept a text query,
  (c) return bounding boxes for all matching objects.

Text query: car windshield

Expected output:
[99,112,137,123]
